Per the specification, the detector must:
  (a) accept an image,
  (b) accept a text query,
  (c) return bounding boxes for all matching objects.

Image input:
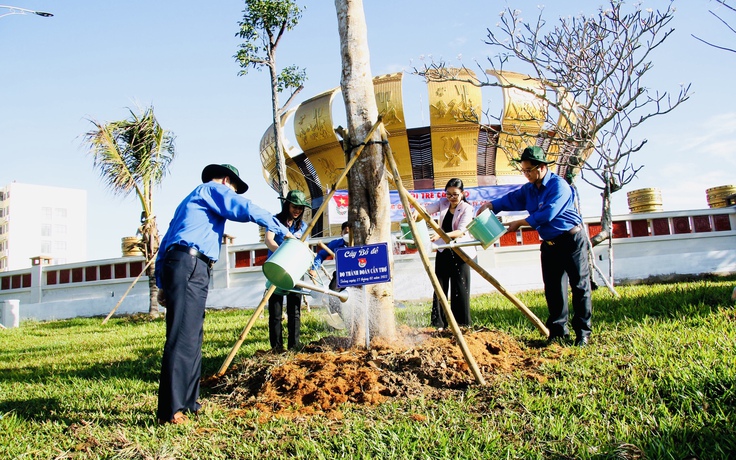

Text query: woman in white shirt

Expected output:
[424,178,476,329]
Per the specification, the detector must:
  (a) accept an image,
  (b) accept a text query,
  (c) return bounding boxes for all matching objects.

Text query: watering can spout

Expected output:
[432,239,483,251]
[294,279,349,303]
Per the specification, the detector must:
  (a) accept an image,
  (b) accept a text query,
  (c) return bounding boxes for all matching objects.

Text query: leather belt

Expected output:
[544,225,582,246]
[168,244,215,268]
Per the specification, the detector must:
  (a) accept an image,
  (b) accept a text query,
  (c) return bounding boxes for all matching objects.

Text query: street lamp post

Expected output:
[0,4,54,19]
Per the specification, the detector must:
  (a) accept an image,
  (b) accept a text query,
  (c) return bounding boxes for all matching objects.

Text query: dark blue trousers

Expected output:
[540,231,592,340]
[157,250,210,421]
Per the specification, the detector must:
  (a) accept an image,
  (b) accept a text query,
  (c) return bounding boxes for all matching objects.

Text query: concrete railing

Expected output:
[1,207,734,322]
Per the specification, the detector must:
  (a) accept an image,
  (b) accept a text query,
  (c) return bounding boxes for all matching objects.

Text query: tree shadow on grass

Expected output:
[0,346,162,385]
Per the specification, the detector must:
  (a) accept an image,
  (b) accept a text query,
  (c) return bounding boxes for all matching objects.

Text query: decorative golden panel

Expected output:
[259,125,279,191]
[488,70,548,177]
[427,68,481,187]
[295,88,346,191]
[547,88,595,179]
[284,158,311,200]
[374,73,413,189]
[427,68,481,126]
[430,126,479,188]
[259,109,296,192]
[544,88,577,163]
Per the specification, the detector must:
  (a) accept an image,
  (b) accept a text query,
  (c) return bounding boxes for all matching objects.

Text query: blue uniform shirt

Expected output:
[313,237,346,269]
[156,182,289,288]
[491,171,582,241]
[267,219,308,257]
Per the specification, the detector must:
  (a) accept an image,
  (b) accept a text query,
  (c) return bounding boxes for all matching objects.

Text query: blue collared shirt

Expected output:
[491,171,582,241]
[156,182,289,287]
[313,237,346,269]
[267,219,307,257]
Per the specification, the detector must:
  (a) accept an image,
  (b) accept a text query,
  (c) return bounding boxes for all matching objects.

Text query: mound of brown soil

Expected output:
[210,326,553,419]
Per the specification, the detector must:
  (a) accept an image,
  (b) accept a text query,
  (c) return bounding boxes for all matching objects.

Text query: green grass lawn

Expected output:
[1,276,735,459]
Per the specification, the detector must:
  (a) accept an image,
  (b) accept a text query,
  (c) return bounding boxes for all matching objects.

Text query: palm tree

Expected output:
[83,106,176,317]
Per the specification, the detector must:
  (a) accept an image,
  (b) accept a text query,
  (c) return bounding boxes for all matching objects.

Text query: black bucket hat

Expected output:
[201,164,249,194]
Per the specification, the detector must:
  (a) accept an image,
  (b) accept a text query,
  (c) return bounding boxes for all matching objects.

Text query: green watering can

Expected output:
[263,238,349,302]
[465,208,507,249]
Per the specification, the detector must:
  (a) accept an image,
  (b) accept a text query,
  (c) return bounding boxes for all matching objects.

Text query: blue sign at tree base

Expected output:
[335,242,391,288]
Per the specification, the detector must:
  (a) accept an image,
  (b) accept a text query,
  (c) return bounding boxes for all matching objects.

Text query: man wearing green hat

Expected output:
[154,164,292,424]
[477,146,592,347]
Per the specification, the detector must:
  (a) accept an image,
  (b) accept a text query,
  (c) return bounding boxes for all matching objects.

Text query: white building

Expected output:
[0,182,87,271]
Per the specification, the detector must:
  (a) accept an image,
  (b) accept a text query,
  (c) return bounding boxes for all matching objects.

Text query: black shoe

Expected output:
[288,342,304,352]
[574,336,589,347]
[547,334,570,346]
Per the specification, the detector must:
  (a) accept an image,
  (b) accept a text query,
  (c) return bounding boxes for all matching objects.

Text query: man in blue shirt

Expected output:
[313,221,350,270]
[312,221,349,316]
[155,163,291,424]
[477,146,592,347]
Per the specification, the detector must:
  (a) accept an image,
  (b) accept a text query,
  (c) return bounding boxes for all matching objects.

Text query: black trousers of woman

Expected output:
[157,250,209,422]
[431,248,471,328]
[268,291,302,350]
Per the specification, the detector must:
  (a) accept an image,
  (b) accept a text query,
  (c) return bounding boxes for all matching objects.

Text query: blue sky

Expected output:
[1,0,734,261]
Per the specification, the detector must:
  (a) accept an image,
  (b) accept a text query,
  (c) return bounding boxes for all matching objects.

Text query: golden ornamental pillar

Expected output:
[294,88,346,192]
[426,67,481,189]
[487,70,547,184]
[373,73,413,190]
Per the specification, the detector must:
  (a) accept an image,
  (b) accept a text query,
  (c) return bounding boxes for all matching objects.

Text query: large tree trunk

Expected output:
[335,0,395,345]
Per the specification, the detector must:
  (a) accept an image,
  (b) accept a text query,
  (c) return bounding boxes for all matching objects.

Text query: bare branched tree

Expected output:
[692,0,736,53]
[416,1,690,284]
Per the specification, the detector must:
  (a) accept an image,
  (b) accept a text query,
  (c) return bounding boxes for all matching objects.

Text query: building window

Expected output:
[0,208,4,218]
[54,224,67,235]
[41,241,52,253]
[54,241,67,251]
[41,224,52,237]
[55,208,68,218]
[42,207,52,220]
